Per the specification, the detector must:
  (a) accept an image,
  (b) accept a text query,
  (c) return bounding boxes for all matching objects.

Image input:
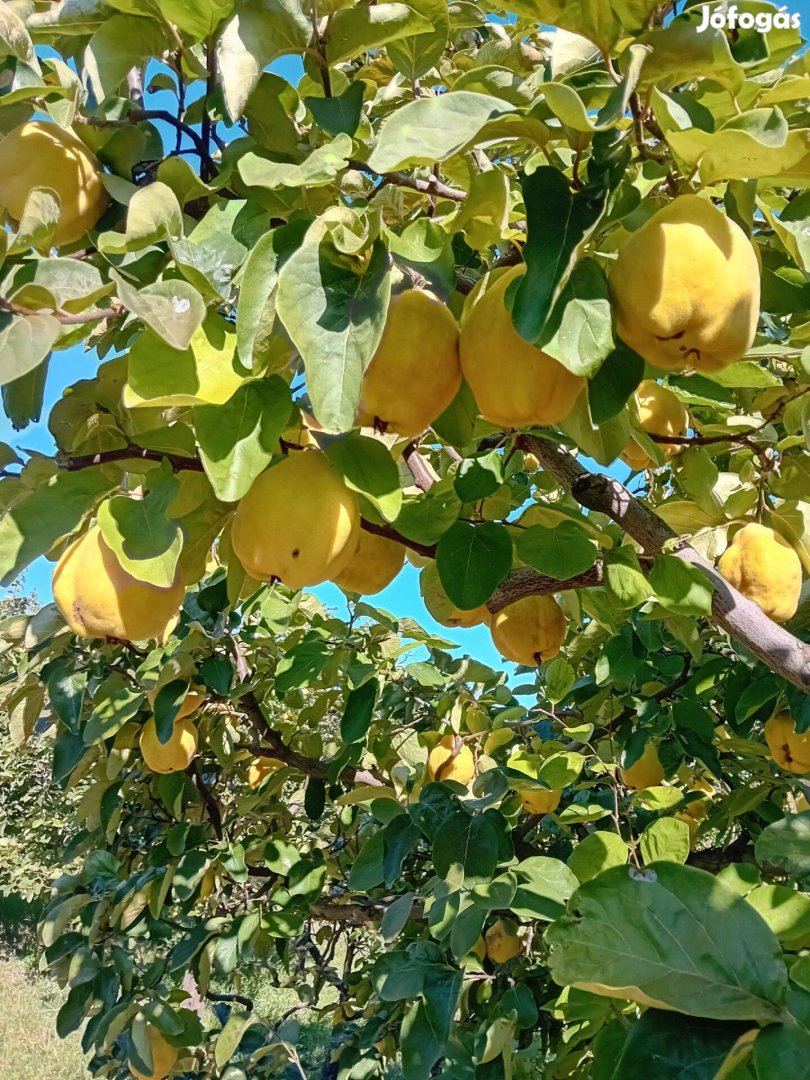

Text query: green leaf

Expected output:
[396,481,461,545]
[516,521,598,580]
[511,856,578,921]
[535,258,614,377]
[612,1009,750,1080]
[239,134,353,190]
[639,818,690,866]
[305,82,365,137]
[400,999,442,1080]
[545,658,575,704]
[755,813,810,887]
[521,0,620,51]
[568,833,629,883]
[511,168,608,345]
[84,676,144,745]
[325,3,434,65]
[341,678,378,743]
[587,336,641,420]
[649,555,714,618]
[562,390,631,466]
[604,547,650,609]
[432,810,500,883]
[276,215,391,433]
[113,274,206,353]
[367,91,513,173]
[454,450,503,503]
[98,183,183,255]
[0,468,114,586]
[666,112,809,187]
[436,521,512,609]
[126,314,244,408]
[194,379,292,502]
[388,0,449,81]
[2,356,50,431]
[214,1009,252,1068]
[546,863,788,1023]
[96,465,182,587]
[217,0,309,120]
[746,884,810,946]
[381,892,416,943]
[0,311,60,386]
[84,14,167,102]
[634,18,744,99]
[326,432,402,522]
[348,830,385,890]
[156,0,235,40]
[753,1022,810,1080]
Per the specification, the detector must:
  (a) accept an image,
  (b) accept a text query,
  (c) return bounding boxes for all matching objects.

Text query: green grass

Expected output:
[0,957,87,1080]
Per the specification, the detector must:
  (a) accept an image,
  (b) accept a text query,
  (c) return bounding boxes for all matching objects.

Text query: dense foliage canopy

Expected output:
[2,0,810,1078]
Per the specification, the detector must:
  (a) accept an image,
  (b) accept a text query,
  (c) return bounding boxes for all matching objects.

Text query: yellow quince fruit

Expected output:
[621,741,665,790]
[621,380,689,471]
[146,686,205,719]
[717,523,802,623]
[139,717,198,775]
[332,529,405,595]
[519,787,562,815]
[247,757,284,789]
[0,121,108,247]
[459,266,585,428]
[426,734,475,785]
[485,918,522,964]
[53,526,185,642]
[609,195,760,372]
[765,712,810,774]
[490,594,566,666]
[231,451,360,589]
[357,290,461,437]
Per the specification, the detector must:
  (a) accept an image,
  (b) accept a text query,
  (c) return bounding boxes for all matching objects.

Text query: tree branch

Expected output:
[488,564,604,613]
[347,158,465,202]
[0,298,125,326]
[310,897,425,926]
[189,761,223,840]
[519,435,810,692]
[75,108,216,176]
[240,692,388,787]
[402,442,437,492]
[62,445,205,473]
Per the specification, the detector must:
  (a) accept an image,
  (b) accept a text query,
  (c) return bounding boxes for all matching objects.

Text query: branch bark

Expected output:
[62,445,205,473]
[519,435,810,692]
[240,692,388,787]
[347,158,465,202]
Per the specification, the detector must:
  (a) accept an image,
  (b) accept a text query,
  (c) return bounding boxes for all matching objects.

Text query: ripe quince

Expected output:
[0,121,108,247]
[332,529,405,595]
[717,523,802,623]
[459,265,585,428]
[356,290,461,437]
[609,195,759,372]
[519,787,562,815]
[139,717,198,774]
[621,741,665,790]
[247,757,284,789]
[490,594,566,666]
[426,734,475,784]
[621,380,689,471]
[129,1025,177,1080]
[231,451,360,590]
[53,526,185,642]
[485,918,522,964]
[765,712,810,774]
[420,562,491,628]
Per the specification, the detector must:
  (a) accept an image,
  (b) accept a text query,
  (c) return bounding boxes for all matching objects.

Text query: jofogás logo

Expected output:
[696,4,801,32]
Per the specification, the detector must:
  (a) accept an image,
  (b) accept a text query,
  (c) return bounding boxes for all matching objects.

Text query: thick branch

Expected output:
[62,445,205,473]
[360,519,434,559]
[310,897,425,926]
[0,298,125,326]
[347,158,465,202]
[240,692,387,787]
[76,108,216,175]
[520,435,810,692]
[489,564,604,613]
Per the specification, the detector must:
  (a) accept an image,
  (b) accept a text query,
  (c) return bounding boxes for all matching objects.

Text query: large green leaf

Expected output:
[194,378,292,502]
[275,215,391,433]
[0,311,60,387]
[515,521,598,579]
[610,1009,750,1080]
[238,134,353,190]
[84,13,166,101]
[113,274,206,353]
[436,521,512,609]
[546,863,788,1023]
[367,91,513,173]
[156,0,235,40]
[217,0,309,120]
[325,3,434,65]
[387,0,449,81]
[97,465,183,587]
[754,1022,810,1080]
[755,812,810,887]
[0,469,114,586]
[326,432,402,522]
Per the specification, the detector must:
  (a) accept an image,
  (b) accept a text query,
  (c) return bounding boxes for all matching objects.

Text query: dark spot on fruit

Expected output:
[292,549,300,559]
[533,651,543,664]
